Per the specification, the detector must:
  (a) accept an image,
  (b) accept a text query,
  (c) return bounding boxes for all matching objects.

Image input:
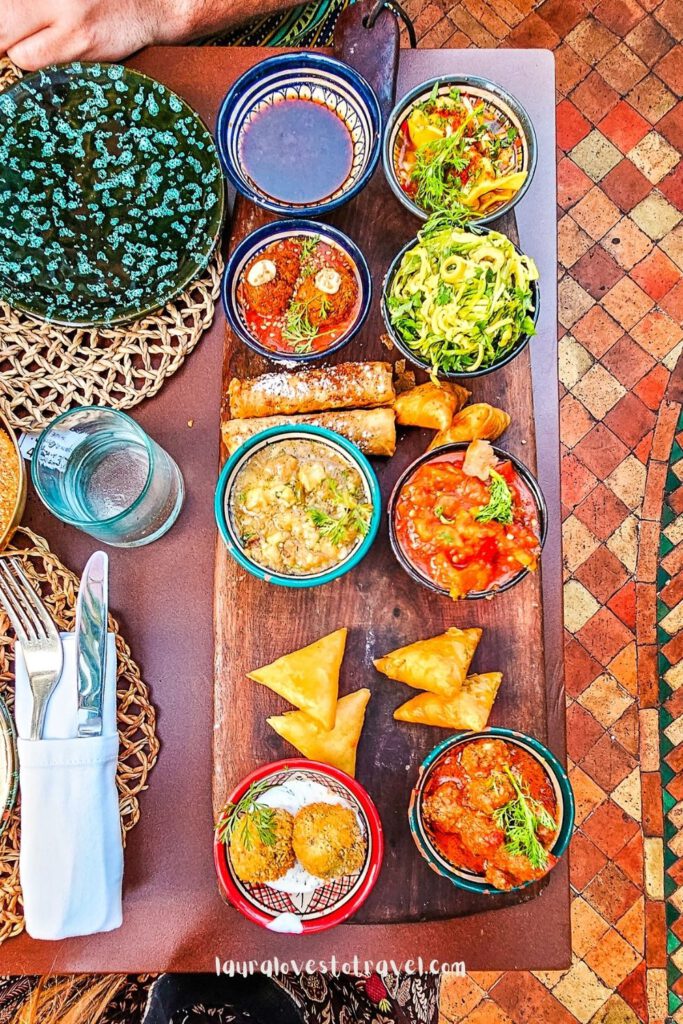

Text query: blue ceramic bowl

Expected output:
[409,728,575,895]
[221,220,372,364]
[382,75,537,225]
[216,53,382,217]
[215,425,381,588]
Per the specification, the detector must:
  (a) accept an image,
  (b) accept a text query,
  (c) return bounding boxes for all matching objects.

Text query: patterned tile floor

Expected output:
[397,1,683,1022]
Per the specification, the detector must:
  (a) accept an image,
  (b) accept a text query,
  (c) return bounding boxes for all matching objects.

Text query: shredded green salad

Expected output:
[385,214,539,376]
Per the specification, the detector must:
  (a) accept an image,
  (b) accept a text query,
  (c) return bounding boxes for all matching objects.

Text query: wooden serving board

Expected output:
[214,6,559,925]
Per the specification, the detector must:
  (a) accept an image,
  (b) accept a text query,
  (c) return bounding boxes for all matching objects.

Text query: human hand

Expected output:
[1,0,199,71]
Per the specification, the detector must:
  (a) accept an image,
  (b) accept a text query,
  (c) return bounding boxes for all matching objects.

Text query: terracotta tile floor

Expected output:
[399,2,683,1022]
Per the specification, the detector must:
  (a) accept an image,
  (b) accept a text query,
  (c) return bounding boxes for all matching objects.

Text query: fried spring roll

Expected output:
[222,407,397,457]
[228,361,395,420]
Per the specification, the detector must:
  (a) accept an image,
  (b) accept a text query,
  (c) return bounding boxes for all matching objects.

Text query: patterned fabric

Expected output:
[275,972,439,1024]
[0,972,438,1024]
[206,0,354,48]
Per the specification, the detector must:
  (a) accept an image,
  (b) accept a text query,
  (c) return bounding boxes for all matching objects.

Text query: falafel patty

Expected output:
[294,265,358,328]
[229,807,295,884]
[242,241,300,317]
[292,802,366,880]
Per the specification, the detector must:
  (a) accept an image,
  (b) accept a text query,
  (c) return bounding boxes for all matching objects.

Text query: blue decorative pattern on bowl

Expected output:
[221,219,372,364]
[216,53,382,217]
[215,424,381,588]
[0,62,224,327]
[408,728,575,895]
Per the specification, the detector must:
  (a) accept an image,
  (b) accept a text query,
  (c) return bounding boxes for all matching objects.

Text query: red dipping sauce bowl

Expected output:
[387,442,547,600]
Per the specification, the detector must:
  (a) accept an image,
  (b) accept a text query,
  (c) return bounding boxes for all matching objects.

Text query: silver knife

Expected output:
[75,551,109,737]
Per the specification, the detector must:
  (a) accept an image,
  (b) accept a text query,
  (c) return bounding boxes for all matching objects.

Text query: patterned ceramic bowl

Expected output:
[409,729,574,895]
[387,442,547,601]
[381,226,540,381]
[214,425,381,588]
[214,759,384,933]
[382,75,537,225]
[216,53,382,217]
[221,219,372,363]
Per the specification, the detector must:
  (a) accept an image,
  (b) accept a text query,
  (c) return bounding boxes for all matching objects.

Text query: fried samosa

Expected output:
[267,688,371,777]
[428,403,510,450]
[395,382,470,431]
[393,672,503,730]
[248,628,347,731]
[373,627,482,697]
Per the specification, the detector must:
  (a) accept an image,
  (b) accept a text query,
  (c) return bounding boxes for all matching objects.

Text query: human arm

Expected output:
[2,0,297,71]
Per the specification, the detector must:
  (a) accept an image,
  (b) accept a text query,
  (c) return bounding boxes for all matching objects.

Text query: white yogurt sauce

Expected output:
[314,267,342,295]
[247,259,277,287]
[267,911,304,934]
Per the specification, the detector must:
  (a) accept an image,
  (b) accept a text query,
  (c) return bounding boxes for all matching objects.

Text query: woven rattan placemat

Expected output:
[0,58,224,433]
[0,527,160,944]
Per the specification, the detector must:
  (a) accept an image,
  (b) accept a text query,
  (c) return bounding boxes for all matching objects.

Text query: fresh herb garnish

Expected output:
[474,469,513,524]
[409,104,486,217]
[299,236,320,277]
[492,767,557,871]
[282,300,318,347]
[215,779,276,852]
[307,503,372,547]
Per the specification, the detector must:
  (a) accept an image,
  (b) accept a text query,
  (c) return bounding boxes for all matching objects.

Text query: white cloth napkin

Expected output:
[15,632,123,940]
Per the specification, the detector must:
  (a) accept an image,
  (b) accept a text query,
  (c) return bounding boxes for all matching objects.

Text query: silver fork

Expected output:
[0,558,64,740]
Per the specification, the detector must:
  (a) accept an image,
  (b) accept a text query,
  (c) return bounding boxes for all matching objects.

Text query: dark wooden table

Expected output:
[0,43,566,974]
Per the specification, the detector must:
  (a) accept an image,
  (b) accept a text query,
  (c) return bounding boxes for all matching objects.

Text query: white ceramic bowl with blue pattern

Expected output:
[216,53,382,217]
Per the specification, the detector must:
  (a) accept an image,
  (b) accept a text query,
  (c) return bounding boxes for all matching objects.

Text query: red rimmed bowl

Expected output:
[213,759,383,934]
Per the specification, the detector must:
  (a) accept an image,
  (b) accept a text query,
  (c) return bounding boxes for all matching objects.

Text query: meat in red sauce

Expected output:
[422,738,558,890]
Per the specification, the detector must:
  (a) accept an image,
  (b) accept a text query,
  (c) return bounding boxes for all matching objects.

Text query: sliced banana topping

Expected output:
[314,267,342,295]
[247,259,277,287]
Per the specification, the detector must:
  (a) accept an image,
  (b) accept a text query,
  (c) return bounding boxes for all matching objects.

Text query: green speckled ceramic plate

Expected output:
[0,62,225,327]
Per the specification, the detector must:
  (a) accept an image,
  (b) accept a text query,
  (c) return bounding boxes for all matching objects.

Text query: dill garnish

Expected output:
[299,235,320,277]
[492,767,557,871]
[474,469,513,525]
[307,504,371,547]
[410,104,484,218]
[215,779,276,852]
[282,300,318,347]
[282,295,330,352]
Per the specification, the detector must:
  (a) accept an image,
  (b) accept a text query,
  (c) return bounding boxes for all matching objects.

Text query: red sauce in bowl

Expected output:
[393,450,541,599]
[237,235,361,356]
[422,737,558,890]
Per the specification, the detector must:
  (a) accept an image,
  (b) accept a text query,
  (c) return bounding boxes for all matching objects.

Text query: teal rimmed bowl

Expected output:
[214,424,381,588]
[408,728,574,895]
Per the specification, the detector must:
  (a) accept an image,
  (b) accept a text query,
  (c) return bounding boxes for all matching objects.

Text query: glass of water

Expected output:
[32,407,184,547]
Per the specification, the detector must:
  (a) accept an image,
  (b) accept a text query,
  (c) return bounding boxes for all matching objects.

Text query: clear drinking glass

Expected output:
[32,407,185,547]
